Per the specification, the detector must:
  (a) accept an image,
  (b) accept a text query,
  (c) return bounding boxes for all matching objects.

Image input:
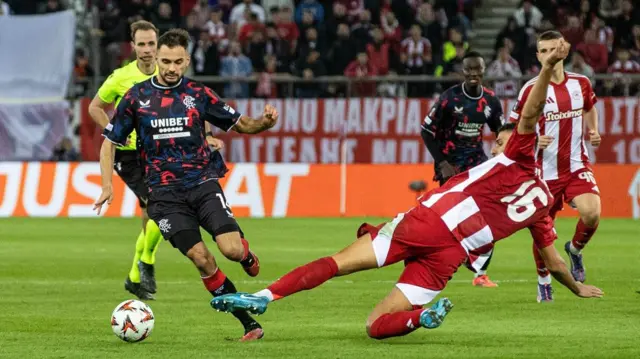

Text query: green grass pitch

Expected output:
[0,217,639,359]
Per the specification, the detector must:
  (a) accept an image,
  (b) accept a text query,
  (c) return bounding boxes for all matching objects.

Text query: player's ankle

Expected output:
[569,242,582,255]
[254,289,274,302]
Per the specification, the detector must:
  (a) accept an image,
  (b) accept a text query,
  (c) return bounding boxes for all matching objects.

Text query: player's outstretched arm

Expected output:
[233,104,279,134]
[538,244,603,298]
[94,140,116,215]
[518,39,570,135]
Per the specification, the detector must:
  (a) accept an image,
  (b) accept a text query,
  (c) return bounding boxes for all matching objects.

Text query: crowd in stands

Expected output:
[492,0,640,96]
[2,0,640,98]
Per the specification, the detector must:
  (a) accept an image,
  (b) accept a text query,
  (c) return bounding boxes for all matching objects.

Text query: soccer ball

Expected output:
[111,299,155,342]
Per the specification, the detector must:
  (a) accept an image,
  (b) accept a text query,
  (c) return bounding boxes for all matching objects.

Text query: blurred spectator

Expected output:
[50,138,80,162]
[326,3,349,43]
[559,15,584,49]
[630,25,640,61]
[598,0,623,21]
[184,12,201,44]
[367,27,391,75]
[438,28,467,75]
[565,50,595,85]
[513,1,543,33]
[606,47,640,95]
[121,0,146,22]
[99,3,129,73]
[351,10,373,51]
[256,55,282,97]
[73,49,95,97]
[0,0,12,15]
[294,50,326,98]
[415,3,444,60]
[247,30,267,71]
[262,0,294,21]
[190,0,212,28]
[298,27,326,58]
[401,24,433,96]
[486,46,522,98]
[494,17,527,68]
[42,0,64,13]
[591,17,615,53]
[380,9,402,47]
[295,0,324,24]
[578,0,596,29]
[334,0,364,22]
[205,7,228,47]
[275,6,299,48]
[192,32,220,75]
[345,52,378,96]
[238,12,265,45]
[298,10,320,41]
[577,29,608,73]
[230,0,266,28]
[377,70,406,97]
[263,24,293,72]
[326,23,356,75]
[220,41,253,98]
[614,0,640,48]
[153,2,178,35]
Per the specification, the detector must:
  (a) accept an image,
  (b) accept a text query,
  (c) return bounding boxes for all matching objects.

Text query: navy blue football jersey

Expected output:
[103,76,240,190]
[421,84,504,172]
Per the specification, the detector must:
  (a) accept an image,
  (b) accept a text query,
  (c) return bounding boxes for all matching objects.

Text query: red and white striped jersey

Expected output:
[401,37,432,68]
[416,130,556,270]
[509,72,597,181]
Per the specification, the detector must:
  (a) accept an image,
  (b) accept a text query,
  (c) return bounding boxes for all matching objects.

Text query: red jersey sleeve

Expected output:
[579,76,597,112]
[508,83,533,123]
[503,128,537,164]
[528,215,557,250]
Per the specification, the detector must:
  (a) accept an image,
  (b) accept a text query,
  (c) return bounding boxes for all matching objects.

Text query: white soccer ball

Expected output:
[111,299,155,342]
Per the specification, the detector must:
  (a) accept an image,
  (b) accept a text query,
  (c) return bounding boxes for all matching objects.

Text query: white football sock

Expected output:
[569,242,581,255]
[538,275,552,285]
[254,289,274,302]
[475,270,487,277]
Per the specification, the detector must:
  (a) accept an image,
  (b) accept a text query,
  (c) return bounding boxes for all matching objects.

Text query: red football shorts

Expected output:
[547,168,600,218]
[357,208,467,306]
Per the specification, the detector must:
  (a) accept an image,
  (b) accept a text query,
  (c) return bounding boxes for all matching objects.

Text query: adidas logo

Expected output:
[546,97,555,104]
[406,319,415,329]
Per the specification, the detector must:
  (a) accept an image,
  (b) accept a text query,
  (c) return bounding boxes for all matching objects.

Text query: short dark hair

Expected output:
[463,50,484,61]
[498,123,516,133]
[157,28,190,50]
[537,30,563,42]
[130,20,159,41]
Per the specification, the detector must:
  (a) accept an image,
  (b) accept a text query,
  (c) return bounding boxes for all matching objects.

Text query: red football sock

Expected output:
[532,243,550,278]
[267,257,338,300]
[369,308,424,339]
[240,238,250,261]
[201,269,227,293]
[571,219,599,251]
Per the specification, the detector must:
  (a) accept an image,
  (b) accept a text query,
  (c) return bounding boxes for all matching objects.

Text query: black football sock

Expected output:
[203,272,260,332]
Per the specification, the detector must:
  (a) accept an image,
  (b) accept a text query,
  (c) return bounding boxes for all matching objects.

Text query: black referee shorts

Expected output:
[114,149,148,208]
[147,180,240,254]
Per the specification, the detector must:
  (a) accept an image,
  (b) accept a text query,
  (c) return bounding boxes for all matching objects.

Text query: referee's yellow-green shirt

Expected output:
[97,60,158,151]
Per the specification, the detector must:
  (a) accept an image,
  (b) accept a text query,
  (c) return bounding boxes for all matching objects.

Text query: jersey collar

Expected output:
[151,76,183,90]
[461,82,483,100]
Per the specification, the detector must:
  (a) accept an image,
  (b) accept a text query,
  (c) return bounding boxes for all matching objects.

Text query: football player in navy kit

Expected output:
[95,29,275,341]
[420,51,504,288]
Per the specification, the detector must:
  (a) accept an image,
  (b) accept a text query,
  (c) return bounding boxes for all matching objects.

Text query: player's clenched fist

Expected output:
[543,39,570,67]
[262,104,278,129]
[538,135,554,150]
[589,130,601,147]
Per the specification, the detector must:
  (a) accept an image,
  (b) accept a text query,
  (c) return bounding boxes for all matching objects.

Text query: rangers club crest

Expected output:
[484,106,492,119]
[183,95,195,110]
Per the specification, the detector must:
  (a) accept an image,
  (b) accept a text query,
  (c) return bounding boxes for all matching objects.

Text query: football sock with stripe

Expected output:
[202,269,260,331]
[128,230,145,283]
[368,308,423,339]
[570,219,598,253]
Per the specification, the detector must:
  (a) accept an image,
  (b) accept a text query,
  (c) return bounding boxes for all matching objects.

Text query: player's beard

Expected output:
[160,71,182,87]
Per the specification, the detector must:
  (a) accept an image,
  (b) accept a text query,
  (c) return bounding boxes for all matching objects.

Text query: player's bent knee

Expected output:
[215,230,244,262]
[580,209,600,227]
